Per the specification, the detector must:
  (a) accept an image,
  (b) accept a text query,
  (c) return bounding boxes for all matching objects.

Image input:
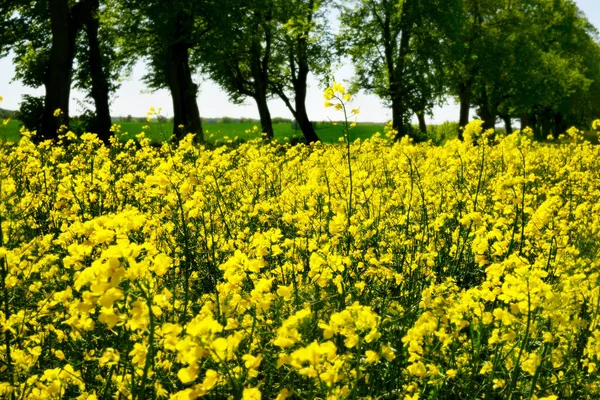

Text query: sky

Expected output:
[0,0,598,124]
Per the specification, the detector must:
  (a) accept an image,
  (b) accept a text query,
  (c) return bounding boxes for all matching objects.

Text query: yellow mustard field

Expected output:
[1,121,600,399]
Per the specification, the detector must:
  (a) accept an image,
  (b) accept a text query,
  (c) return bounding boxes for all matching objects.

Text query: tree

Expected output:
[269,0,333,143]
[509,0,600,137]
[116,0,208,141]
[338,0,459,139]
[1,0,117,143]
[197,0,278,139]
[73,0,120,142]
[446,0,599,138]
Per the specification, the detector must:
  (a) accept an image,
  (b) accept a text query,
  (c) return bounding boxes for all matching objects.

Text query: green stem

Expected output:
[340,99,353,256]
[1,255,15,400]
[138,285,155,400]
[508,287,532,399]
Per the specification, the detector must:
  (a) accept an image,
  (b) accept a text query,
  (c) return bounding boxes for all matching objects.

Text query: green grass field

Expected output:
[1,120,387,144]
[1,119,23,142]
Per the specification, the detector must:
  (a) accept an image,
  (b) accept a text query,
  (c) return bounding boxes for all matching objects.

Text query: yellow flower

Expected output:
[276,284,293,301]
[242,353,263,369]
[243,387,262,400]
[332,81,345,95]
[364,350,380,364]
[2,118,10,126]
[54,108,62,117]
[99,348,120,367]
[150,253,172,276]
[323,87,335,100]
[178,364,199,384]
[493,378,505,389]
[407,361,427,377]
[129,342,148,368]
[275,388,292,400]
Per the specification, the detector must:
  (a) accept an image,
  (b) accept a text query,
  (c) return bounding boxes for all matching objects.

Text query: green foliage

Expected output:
[426,121,459,145]
[69,110,98,135]
[445,0,600,134]
[15,95,44,132]
[218,116,234,124]
[337,0,460,136]
[0,108,15,119]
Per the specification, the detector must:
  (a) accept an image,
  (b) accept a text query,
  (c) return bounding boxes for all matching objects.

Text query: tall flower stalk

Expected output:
[324,82,359,253]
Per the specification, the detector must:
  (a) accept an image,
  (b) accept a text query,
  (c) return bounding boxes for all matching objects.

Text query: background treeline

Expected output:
[111,115,294,125]
[1,0,598,144]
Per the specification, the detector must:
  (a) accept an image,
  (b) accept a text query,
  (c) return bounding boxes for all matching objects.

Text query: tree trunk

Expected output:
[519,112,529,131]
[501,114,513,134]
[293,0,319,143]
[479,106,496,131]
[274,83,318,144]
[553,112,566,137]
[540,108,552,140]
[479,87,496,131]
[254,93,273,139]
[530,113,542,139]
[84,0,112,144]
[295,102,318,143]
[458,81,471,140]
[292,44,318,142]
[392,97,407,140]
[41,0,76,140]
[165,15,203,142]
[248,20,274,140]
[416,112,427,134]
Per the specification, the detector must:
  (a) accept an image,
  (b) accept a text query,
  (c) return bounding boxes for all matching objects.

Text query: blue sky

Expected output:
[0,0,598,123]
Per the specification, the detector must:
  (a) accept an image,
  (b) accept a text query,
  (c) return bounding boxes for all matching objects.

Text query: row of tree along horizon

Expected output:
[1,0,599,145]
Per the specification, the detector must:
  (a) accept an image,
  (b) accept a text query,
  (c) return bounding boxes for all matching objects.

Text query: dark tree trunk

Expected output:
[254,93,273,139]
[84,0,112,144]
[293,39,319,143]
[275,83,318,144]
[250,61,273,139]
[295,101,318,143]
[479,106,496,131]
[247,19,274,139]
[41,0,98,141]
[519,112,529,131]
[530,112,542,139]
[553,112,566,137]
[479,87,496,131]
[392,97,407,139]
[41,0,76,140]
[165,14,203,142]
[275,20,320,144]
[458,81,471,140]
[501,114,513,134]
[540,108,552,140]
[390,0,413,140]
[416,112,427,134]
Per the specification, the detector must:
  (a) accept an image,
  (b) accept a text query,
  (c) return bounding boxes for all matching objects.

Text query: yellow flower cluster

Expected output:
[1,120,600,399]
